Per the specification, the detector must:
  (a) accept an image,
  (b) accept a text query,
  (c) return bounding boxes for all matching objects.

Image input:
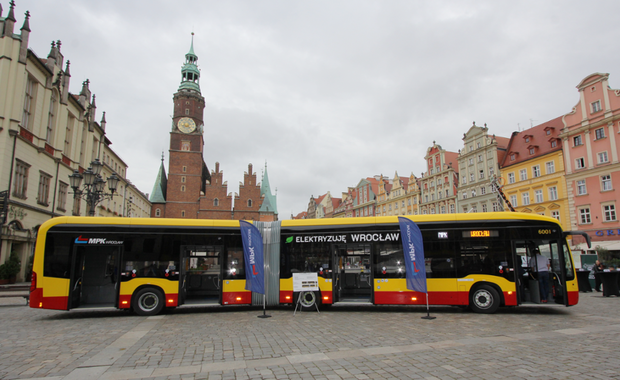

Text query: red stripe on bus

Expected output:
[280,291,293,304]
[503,291,517,306]
[165,293,178,307]
[567,291,579,306]
[118,295,131,309]
[222,292,251,305]
[39,296,68,310]
[29,288,43,309]
[375,291,461,305]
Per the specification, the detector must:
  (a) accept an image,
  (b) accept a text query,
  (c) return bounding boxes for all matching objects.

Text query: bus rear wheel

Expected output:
[133,287,164,316]
[470,285,500,314]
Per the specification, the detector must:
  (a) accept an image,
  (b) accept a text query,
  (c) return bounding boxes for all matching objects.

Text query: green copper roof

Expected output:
[149,159,167,203]
[259,163,277,214]
[178,33,201,93]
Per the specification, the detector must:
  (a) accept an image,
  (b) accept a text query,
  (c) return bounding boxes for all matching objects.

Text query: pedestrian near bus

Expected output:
[592,260,605,292]
[531,248,551,303]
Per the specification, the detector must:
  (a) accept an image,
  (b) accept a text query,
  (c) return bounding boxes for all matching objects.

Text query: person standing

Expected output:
[531,248,550,303]
[592,260,605,292]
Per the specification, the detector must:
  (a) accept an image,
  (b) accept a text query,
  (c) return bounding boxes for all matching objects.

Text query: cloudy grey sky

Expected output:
[17,0,620,218]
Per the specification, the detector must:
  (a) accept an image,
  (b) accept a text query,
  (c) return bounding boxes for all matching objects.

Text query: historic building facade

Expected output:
[375,172,410,216]
[561,73,620,252]
[150,37,277,221]
[457,122,509,213]
[499,117,570,229]
[418,142,459,215]
[0,3,149,280]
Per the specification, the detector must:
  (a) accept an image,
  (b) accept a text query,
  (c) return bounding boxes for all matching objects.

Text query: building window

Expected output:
[535,189,543,203]
[533,165,541,178]
[450,204,455,213]
[603,204,617,222]
[155,208,161,217]
[478,154,483,162]
[519,169,527,181]
[46,93,57,144]
[529,148,535,155]
[471,205,477,213]
[598,151,609,164]
[248,199,253,207]
[182,166,187,172]
[72,196,81,216]
[482,204,487,212]
[441,206,446,214]
[575,158,585,169]
[462,192,467,200]
[57,182,68,211]
[510,154,516,161]
[595,127,605,140]
[492,202,499,212]
[546,161,555,174]
[13,160,30,199]
[592,100,602,113]
[551,140,557,148]
[214,198,219,206]
[37,172,52,206]
[462,177,467,185]
[181,176,186,183]
[573,135,583,146]
[479,170,484,179]
[577,180,587,195]
[510,195,517,207]
[489,167,494,176]
[522,192,530,206]
[477,142,481,148]
[549,186,558,201]
[181,210,185,217]
[551,210,559,221]
[579,207,591,224]
[508,173,515,184]
[481,186,486,195]
[64,115,75,155]
[22,77,36,130]
[181,185,185,192]
[602,175,612,191]
[471,189,476,197]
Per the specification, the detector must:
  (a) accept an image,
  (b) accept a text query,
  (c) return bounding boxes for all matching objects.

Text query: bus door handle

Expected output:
[73,278,82,291]
[550,272,562,287]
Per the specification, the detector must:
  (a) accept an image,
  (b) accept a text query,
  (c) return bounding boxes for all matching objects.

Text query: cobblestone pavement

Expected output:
[0,293,618,379]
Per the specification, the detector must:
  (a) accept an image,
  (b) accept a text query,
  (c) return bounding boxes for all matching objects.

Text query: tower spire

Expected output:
[178,32,201,93]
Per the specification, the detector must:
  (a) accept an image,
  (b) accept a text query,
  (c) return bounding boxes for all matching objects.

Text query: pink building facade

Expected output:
[561,73,620,253]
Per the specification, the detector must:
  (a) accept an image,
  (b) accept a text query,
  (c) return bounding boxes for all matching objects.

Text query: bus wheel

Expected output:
[133,288,164,316]
[298,291,319,311]
[470,285,500,314]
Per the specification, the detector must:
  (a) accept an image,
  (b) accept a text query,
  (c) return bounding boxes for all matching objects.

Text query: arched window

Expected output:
[214,198,219,206]
[248,199,252,207]
[155,208,161,217]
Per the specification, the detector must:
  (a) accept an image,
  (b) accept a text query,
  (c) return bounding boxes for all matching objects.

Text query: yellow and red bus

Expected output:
[30,213,588,315]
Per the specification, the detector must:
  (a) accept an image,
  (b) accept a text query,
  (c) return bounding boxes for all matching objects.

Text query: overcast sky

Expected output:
[17,0,620,219]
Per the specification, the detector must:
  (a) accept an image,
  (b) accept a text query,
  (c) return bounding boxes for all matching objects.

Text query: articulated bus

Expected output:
[30,213,589,315]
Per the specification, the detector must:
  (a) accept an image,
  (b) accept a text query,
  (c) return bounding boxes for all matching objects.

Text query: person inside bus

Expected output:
[531,248,550,303]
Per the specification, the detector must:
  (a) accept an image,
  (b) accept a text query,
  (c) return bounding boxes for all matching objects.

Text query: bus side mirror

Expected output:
[563,231,591,248]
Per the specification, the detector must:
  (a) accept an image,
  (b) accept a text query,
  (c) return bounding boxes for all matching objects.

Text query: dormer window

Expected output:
[510,153,516,161]
[529,148,535,155]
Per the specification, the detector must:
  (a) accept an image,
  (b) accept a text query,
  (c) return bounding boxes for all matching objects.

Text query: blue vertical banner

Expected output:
[398,217,427,293]
[240,220,265,294]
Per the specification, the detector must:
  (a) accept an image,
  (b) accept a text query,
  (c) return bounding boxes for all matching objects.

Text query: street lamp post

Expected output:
[69,158,120,216]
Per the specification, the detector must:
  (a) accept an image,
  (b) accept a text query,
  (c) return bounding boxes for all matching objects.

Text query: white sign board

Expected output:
[293,272,319,292]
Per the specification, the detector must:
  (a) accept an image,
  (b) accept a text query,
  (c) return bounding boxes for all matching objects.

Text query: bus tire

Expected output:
[297,291,320,311]
[470,285,500,314]
[133,287,164,316]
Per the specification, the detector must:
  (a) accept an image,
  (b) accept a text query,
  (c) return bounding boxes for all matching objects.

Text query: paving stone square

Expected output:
[0,293,618,379]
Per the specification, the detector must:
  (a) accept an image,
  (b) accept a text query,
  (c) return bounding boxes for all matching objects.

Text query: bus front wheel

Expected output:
[133,287,164,316]
[470,285,500,314]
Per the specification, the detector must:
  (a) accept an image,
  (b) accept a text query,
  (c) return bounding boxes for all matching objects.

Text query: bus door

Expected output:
[180,245,223,305]
[69,245,121,309]
[514,240,567,305]
[332,244,372,303]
